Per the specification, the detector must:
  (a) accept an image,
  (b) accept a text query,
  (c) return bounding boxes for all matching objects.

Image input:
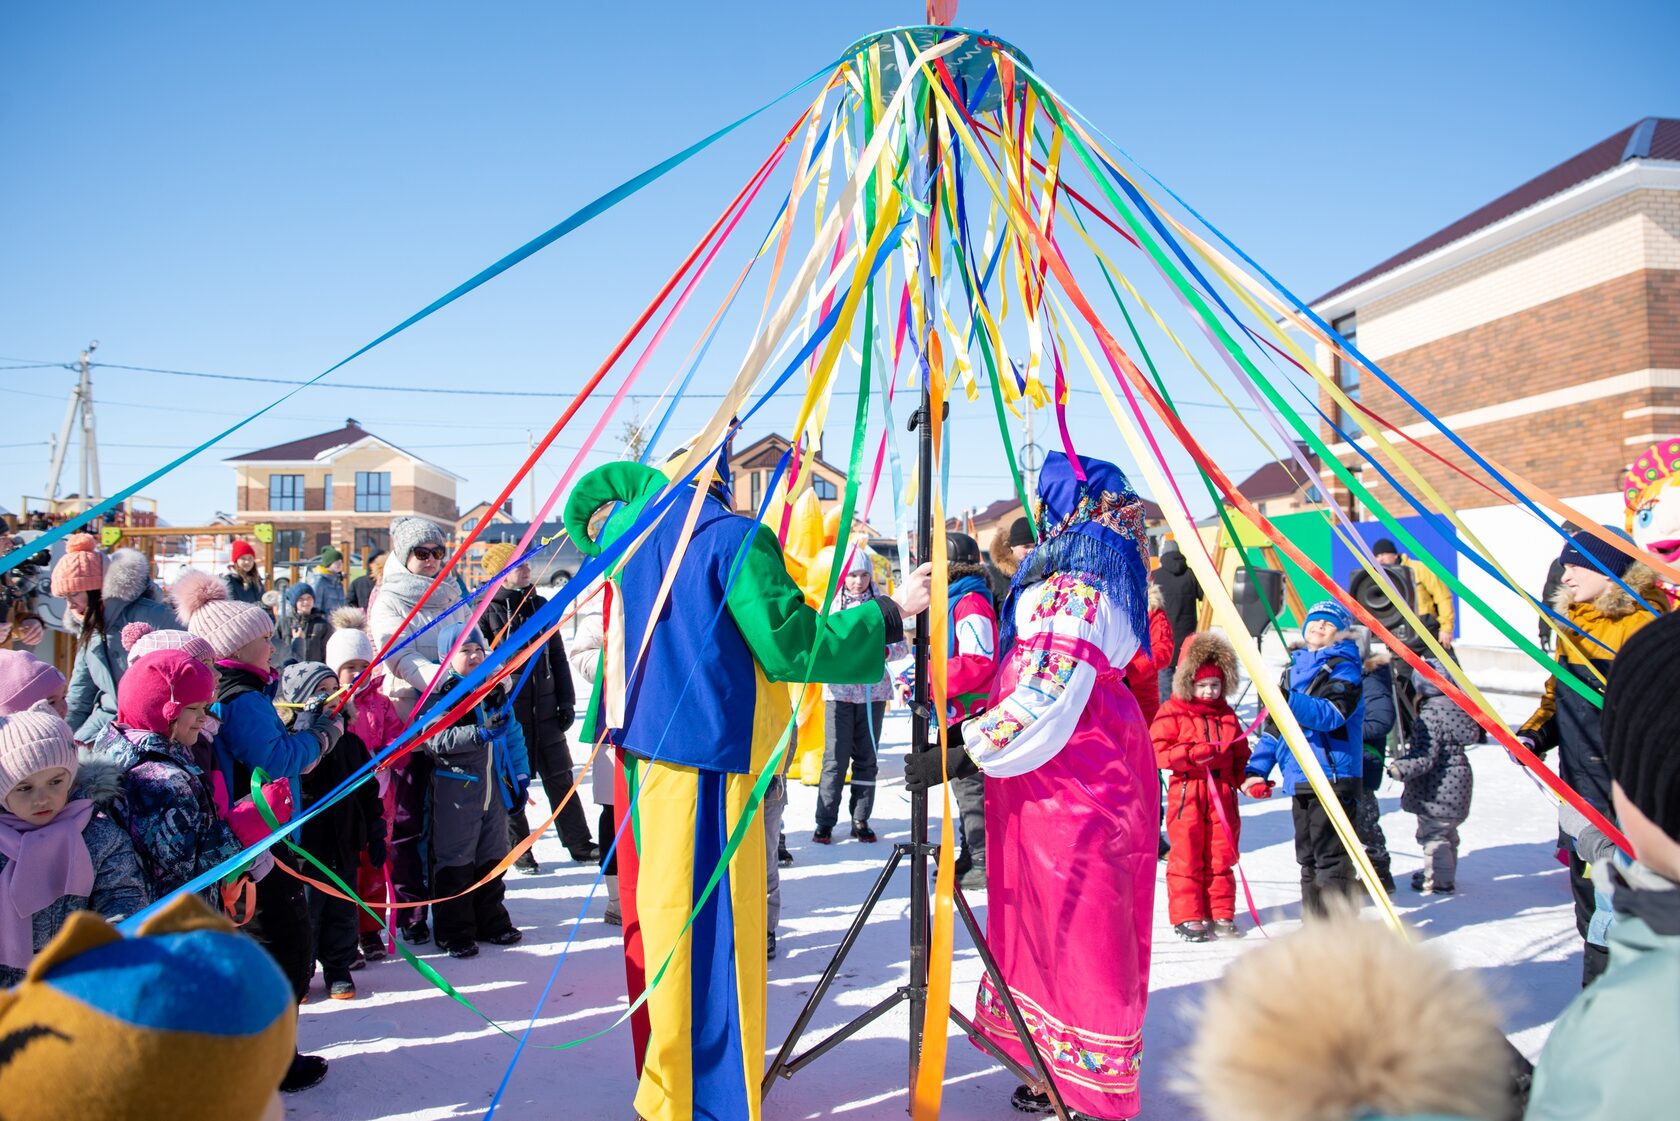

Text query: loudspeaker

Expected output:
[1348,563,1417,643]
[1232,566,1285,638]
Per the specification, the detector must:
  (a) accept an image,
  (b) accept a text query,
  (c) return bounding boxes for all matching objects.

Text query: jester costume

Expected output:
[562,460,902,1121]
[964,451,1158,1120]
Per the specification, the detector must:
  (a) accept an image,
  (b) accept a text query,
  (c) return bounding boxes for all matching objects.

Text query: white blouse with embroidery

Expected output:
[964,572,1140,778]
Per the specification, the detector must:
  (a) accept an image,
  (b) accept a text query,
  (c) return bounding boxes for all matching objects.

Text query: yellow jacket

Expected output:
[1402,555,1455,638]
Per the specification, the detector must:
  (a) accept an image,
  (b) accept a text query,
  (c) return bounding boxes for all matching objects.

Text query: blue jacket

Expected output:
[1247,636,1365,796]
[419,675,531,812]
[209,664,324,809]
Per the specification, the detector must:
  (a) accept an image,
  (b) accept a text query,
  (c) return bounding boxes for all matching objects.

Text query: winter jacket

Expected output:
[1526,864,1680,1121]
[895,575,996,719]
[1386,660,1479,825]
[280,608,330,667]
[1124,599,1175,723]
[1400,555,1455,639]
[418,676,530,867]
[1153,549,1202,662]
[479,584,577,759]
[1361,650,1397,789]
[826,581,909,703]
[1151,634,1249,779]
[64,548,180,742]
[222,568,267,608]
[1519,563,1665,815]
[299,730,385,876]
[83,725,245,905]
[347,572,378,611]
[345,678,405,757]
[1247,634,1365,797]
[0,780,148,987]
[305,567,347,616]
[368,562,467,712]
[209,662,326,815]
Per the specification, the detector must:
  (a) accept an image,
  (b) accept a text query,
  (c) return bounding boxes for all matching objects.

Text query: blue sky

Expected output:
[3,1,1676,530]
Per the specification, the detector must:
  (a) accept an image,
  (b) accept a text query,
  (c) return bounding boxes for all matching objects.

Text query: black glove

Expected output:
[558,707,576,731]
[903,740,977,791]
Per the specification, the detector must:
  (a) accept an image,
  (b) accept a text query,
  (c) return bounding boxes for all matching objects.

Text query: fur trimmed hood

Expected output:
[949,561,989,583]
[1181,905,1513,1121]
[989,527,1019,578]
[69,756,125,809]
[101,548,157,607]
[1548,561,1666,620]
[1148,581,1163,613]
[1172,631,1238,699]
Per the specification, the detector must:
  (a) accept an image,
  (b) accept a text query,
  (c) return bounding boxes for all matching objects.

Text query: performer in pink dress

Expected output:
[907,449,1159,1120]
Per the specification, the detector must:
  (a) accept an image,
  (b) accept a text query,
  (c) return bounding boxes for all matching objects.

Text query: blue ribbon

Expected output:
[3,56,842,577]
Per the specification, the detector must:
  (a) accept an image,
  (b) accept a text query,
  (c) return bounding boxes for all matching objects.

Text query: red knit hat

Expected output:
[50,534,104,597]
[116,649,215,738]
[1194,663,1226,686]
[230,540,257,564]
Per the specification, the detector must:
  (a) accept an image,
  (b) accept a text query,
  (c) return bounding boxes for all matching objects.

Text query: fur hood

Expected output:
[1181,905,1513,1121]
[949,561,990,583]
[1148,581,1164,612]
[1172,631,1238,699]
[989,527,1019,579]
[70,756,125,809]
[102,547,158,607]
[1548,561,1665,620]
[1363,646,1392,673]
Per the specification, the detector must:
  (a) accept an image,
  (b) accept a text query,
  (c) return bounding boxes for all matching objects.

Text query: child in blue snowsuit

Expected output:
[1244,600,1366,917]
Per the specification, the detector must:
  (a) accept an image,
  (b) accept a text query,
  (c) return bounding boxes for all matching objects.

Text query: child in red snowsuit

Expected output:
[1151,632,1249,942]
[1124,584,1176,723]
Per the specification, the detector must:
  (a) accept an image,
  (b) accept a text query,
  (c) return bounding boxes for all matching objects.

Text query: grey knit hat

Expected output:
[390,517,448,568]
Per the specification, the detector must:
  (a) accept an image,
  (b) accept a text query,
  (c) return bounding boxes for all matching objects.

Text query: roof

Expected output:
[225,419,461,480]
[1314,117,1680,306]
[1234,450,1320,501]
[729,433,841,475]
[949,493,1165,531]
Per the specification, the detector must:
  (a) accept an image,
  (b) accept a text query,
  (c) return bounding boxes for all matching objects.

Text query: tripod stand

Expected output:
[762,28,1068,1116]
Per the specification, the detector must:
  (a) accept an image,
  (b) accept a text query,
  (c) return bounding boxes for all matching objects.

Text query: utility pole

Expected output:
[527,430,537,523]
[45,341,101,516]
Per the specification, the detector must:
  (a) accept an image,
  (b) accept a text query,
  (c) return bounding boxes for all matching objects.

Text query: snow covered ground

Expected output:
[284,697,1580,1121]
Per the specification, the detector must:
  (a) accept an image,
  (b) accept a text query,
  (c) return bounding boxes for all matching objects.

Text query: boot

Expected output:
[603,874,622,926]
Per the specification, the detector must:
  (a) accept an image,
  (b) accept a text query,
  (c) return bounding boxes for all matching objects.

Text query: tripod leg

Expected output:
[952,887,1072,1121]
[761,843,908,1097]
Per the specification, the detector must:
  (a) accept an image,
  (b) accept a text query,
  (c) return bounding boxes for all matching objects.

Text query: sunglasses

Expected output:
[411,546,448,561]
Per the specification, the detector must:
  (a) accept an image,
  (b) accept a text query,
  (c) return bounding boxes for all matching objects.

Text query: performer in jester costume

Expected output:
[561,452,930,1121]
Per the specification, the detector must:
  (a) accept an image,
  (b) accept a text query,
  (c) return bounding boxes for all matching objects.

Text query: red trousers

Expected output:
[1164,773,1240,925]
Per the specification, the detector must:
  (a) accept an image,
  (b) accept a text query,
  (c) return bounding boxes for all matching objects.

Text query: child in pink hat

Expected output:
[0,705,148,986]
[0,649,67,717]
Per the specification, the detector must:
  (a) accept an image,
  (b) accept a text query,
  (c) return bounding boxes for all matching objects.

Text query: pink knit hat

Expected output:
[122,622,216,667]
[0,651,67,716]
[116,649,215,738]
[0,708,78,794]
[170,569,273,660]
[49,534,104,597]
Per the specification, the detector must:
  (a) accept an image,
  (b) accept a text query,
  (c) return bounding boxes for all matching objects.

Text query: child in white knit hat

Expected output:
[0,705,148,985]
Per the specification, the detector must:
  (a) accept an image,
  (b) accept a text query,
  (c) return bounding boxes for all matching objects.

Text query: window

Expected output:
[750,471,763,511]
[1333,313,1361,404]
[354,528,390,563]
[462,515,479,532]
[322,473,333,511]
[813,476,838,501]
[268,474,304,512]
[355,471,392,513]
[274,528,306,562]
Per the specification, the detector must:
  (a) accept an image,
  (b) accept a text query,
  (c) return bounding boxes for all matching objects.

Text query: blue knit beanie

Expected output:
[1303,599,1353,632]
[1558,525,1637,579]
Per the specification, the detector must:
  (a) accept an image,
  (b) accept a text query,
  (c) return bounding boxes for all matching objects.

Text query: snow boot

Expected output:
[850,821,878,843]
[1175,921,1213,943]
[778,833,795,865]
[812,825,833,845]
[1210,919,1240,938]
[280,1053,329,1093]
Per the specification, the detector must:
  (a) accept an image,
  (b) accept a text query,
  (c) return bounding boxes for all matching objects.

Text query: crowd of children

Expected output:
[0,523,598,1098]
[2,516,1674,1118]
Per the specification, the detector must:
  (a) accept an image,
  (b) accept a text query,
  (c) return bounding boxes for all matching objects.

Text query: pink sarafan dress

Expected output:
[967,570,1158,1120]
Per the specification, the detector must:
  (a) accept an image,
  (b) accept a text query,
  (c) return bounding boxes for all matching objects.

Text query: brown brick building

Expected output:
[226,419,460,567]
[1308,117,1680,650]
